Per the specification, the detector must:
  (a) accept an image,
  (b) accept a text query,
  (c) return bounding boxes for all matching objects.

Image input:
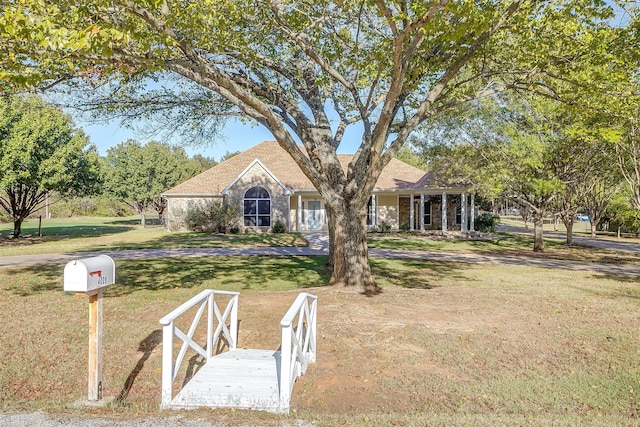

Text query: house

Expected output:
[163,141,475,233]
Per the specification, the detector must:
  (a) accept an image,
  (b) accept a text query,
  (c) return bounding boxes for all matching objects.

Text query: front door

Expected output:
[307,201,322,230]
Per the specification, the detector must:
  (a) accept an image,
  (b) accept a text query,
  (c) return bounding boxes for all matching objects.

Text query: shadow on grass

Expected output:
[3,264,62,296]
[107,218,162,227]
[370,258,469,290]
[587,273,640,301]
[468,233,567,251]
[5,256,472,298]
[0,224,134,248]
[109,256,333,297]
[115,329,163,405]
[75,232,308,253]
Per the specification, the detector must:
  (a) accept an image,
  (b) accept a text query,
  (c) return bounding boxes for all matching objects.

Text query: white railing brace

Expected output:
[159,289,239,408]
[279,292,317,412]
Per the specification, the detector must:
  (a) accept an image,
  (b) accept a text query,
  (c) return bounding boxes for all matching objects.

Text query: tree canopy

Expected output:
[0,94,99,237]
[104,139,200,226]
[0,0,630,291]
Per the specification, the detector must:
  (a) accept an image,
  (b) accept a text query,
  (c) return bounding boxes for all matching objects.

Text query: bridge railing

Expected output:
[158,289,239,408]
[279,292,317,412]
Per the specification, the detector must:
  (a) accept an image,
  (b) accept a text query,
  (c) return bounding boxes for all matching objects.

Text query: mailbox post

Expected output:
[63,255,115,402]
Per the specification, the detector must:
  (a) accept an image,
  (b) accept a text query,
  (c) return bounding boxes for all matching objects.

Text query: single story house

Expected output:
[163,141,476,233]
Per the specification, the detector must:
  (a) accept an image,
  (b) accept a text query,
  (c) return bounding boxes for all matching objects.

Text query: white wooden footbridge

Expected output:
[159,290,317,413]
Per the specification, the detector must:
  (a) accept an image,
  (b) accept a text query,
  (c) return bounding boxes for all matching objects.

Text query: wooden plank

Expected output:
[169,349,284,412]
[88,290,103,401]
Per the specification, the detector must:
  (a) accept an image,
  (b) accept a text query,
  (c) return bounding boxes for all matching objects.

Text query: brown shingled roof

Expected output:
[164,141,435,196]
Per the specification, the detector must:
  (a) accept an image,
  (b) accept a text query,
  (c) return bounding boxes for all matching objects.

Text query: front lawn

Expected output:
[1,256,638,426]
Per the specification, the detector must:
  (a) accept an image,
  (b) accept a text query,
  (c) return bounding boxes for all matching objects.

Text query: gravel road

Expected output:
[0,411,311,427]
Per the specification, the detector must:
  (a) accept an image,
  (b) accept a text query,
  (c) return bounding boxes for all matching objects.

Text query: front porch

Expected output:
[287,191,476,233]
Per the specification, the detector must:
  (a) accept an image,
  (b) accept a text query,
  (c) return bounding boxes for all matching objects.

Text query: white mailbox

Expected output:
[63,255,115,293]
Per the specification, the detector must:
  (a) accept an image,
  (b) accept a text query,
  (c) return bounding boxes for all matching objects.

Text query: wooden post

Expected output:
[88,290,104,401]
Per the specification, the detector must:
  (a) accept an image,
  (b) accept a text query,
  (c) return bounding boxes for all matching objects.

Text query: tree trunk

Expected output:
[565,220,574,245]
[590,222,597,238]
[140,211,146,228]
[329,203,380,295]
[325,205,335,268]
[13,217,23,238]
[533,214,545,252]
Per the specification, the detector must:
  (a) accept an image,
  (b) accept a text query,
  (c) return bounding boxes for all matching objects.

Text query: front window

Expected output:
[244,187,271,227]
[367,197,376,226]
[423,200,432,226]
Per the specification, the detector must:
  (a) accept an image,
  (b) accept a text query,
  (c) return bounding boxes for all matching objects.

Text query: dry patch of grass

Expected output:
[1,257,639,427]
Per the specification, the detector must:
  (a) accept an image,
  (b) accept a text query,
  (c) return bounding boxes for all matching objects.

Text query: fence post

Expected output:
[160,322,174,408]
[230,294,238,349]
[309,297,317,363]
[207,293,214,359]
[280,322,292,411]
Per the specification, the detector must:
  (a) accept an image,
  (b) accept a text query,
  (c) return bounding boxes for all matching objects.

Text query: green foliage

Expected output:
[399,222,411,232]
[183,200,240,233]
[394,146,426,171]
[49,196,132,218]
[191,154,217,171]
[104,140,201,223]
[475,213,500,233]
[371,221,392,233]
[271,219,286,234]
[0,95,100,237]
[604,191,640,235]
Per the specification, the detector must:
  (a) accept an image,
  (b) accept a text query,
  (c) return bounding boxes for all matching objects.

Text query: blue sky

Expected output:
[81,117,278,161]
[80,113,364,161]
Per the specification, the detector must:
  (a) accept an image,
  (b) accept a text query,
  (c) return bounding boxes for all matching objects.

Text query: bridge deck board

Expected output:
[168,349,283,412]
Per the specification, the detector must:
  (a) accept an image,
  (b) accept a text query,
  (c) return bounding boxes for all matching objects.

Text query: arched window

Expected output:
[244,187,271,227]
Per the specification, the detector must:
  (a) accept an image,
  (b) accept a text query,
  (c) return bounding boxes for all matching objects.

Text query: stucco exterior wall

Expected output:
[225,162,290,232]
[376,195,398,228]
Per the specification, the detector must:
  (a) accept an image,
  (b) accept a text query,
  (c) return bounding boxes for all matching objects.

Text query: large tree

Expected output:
[0,95,99,237]
[0,0,621,292]
[104,140,200,226]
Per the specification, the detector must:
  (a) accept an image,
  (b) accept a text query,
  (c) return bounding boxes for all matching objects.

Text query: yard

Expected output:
[0,217,639,426]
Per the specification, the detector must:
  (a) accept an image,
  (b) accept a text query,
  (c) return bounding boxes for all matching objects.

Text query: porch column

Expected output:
[461,193,467,232]
[470,193,475,232]
[410,194,415,231]
[372,195,377,227]
[441,192,448,233]
[297,195,302,232]
[419,193,425,231]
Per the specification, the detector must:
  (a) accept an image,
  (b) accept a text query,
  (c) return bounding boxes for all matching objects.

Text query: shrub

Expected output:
[184,200,240,233]
[475,212,499,233]
[378,221,392,233]
[271,219,287,233]
[399,222,410,232]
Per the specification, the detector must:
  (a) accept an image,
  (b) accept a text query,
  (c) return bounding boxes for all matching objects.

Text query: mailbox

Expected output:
[64,255,115,293]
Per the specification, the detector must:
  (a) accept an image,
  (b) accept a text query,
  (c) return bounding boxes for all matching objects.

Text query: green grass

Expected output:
[368,232,568,251]
[0,216,307,256]
[367,232,640,264]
